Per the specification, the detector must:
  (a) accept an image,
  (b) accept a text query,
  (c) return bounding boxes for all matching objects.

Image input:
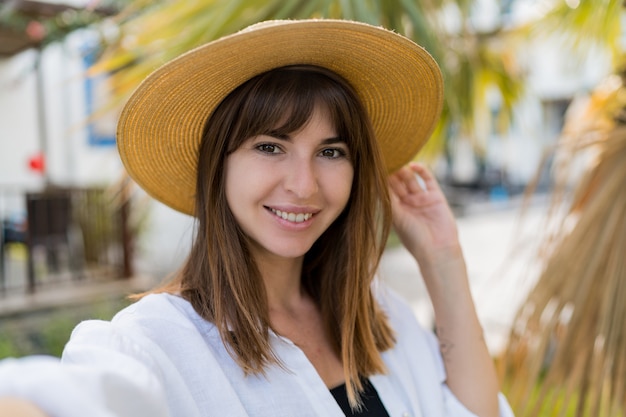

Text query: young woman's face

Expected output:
[225,105,354,262]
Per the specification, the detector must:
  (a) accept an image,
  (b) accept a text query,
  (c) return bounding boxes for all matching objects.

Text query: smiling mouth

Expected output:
[268,208,313,223]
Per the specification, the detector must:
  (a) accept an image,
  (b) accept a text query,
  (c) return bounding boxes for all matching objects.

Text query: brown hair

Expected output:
[156,65,395,408]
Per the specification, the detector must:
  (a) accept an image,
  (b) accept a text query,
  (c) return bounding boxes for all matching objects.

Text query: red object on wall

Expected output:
[28,152,46,174]
[26,21,47,42]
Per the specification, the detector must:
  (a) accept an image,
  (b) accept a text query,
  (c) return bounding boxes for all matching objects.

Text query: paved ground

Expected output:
[0,275,153,318]
[0,243,156,318]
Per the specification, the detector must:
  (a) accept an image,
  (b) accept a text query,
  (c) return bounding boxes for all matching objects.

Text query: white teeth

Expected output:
[271,208,313,223]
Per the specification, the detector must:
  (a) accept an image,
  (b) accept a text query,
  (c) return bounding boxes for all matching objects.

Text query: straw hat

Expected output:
[117,19,444,216]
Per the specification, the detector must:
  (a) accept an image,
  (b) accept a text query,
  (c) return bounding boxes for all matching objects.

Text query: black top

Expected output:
[330,379,391,417]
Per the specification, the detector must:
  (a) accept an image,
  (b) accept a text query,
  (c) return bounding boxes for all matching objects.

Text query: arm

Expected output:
[388,162,500,417]
[0,322,171,417]
[0,398,48,417]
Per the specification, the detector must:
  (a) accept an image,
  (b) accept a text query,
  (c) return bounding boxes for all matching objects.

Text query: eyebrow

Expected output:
[266,132,345,145]
[321,137,346,145]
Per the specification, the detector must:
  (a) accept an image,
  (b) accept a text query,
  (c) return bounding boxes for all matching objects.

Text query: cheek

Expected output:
[224,157,245,212]
[329,165,354,208]
[224,155,272,214]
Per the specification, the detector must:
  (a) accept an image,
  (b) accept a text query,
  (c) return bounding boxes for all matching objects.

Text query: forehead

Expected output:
[266,98,341,137]
[222,66,365,152]
[284,104,339,137]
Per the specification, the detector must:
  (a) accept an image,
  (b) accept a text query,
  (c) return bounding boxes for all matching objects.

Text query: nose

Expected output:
[284,158,318,199]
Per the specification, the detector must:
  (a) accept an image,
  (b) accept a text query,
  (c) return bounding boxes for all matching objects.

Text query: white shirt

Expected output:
[0,287,514,417]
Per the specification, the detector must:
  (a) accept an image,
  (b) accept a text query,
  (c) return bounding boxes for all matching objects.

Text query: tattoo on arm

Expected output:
[436,326,455,359]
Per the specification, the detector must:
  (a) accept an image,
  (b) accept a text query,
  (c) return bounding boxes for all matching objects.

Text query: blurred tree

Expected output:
[89,0,524,160]
[501,1,626,416]
[0,0,126,53]
[532,0,624,66]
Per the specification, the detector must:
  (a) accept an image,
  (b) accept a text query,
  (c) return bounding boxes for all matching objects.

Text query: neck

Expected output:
[254,253,306,312]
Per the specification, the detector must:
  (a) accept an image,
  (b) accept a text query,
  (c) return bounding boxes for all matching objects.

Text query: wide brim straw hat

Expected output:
[117,19,444,216]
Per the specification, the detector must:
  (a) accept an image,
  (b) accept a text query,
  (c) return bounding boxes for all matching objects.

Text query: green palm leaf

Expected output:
[530,0,623,67]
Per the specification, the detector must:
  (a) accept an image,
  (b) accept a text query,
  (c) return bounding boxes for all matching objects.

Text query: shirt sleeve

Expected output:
[374,283,516,417]
[0,320,170,417]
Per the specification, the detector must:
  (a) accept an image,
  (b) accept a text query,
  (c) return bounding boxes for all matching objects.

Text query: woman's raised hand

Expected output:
[388,162,461,267]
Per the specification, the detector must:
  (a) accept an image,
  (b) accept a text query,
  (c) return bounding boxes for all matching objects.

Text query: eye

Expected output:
[320,148,347,159]
[256,143,282,154]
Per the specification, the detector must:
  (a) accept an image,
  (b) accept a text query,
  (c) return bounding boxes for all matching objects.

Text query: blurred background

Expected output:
[1,1,625,416]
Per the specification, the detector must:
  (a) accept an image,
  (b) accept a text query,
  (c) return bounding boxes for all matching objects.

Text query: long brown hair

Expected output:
[157,65,395,408]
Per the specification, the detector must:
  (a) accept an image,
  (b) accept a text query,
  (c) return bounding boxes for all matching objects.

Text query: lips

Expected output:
[268,207,314,223]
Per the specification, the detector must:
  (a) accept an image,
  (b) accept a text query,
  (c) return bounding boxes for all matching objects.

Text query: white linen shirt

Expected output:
[0,287,514,417]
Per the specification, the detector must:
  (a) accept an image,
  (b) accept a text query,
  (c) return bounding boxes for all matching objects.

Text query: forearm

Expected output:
[417,247,500,417]
[0,398,48,417]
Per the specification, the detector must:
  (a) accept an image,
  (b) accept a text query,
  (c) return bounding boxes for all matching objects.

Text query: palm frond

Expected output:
[530,0,623,68]
[501,74,626,417]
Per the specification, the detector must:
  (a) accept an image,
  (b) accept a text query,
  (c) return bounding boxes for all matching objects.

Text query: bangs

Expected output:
[223,65,365,153]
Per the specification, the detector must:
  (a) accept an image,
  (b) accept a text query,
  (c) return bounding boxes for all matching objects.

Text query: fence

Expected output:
[0,185,134,295]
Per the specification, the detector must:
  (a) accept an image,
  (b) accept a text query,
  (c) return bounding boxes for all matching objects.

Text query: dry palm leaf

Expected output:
[501,74,626,417]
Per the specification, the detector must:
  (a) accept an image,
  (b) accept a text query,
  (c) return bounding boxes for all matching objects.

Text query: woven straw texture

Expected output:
[117,19,444,215]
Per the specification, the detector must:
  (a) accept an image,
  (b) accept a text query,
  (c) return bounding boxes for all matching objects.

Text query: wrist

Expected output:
[415,244,472,302]
[414,243,465,274]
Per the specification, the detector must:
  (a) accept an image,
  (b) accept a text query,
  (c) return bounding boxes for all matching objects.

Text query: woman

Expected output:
[0,20,513,417]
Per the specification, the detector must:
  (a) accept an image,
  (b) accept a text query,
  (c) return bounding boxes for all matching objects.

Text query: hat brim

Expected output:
[117,19,444,216]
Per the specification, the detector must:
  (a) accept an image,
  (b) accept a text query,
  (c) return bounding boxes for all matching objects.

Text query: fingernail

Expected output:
[415,173,427,191]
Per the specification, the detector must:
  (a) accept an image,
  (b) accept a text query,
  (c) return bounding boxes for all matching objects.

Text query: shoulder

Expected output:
[373,282,426,333]
[112,293,203,329]
[67,293,217,357]
[373,281,446,380]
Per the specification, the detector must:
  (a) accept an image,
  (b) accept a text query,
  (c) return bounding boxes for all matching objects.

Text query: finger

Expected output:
[388,185,401,206]
[395,164,426,195]
[388,172,410,199]
[408,162,442,192]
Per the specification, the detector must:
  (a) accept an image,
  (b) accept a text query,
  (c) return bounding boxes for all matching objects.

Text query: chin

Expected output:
[255,241,314,261]
[272,246,311,260]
